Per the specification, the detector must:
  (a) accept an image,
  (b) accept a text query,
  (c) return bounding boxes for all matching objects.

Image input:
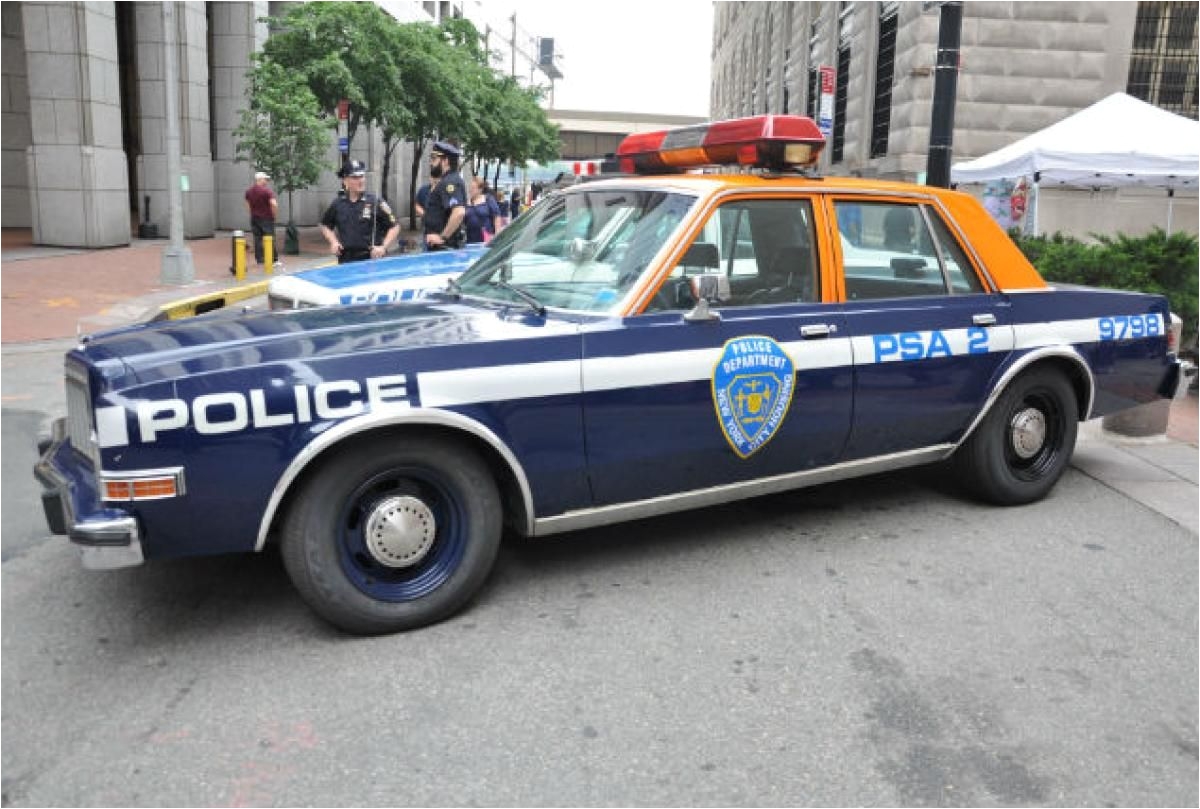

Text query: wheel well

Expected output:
[1016,356,1092,421]
[267,424,531,546]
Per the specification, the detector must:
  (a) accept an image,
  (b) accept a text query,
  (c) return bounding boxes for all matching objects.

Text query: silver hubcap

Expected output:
[364,496,436,568]
[1010,407,1048,459]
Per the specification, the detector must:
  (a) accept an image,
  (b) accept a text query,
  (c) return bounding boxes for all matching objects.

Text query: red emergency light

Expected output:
[617,115,826,174]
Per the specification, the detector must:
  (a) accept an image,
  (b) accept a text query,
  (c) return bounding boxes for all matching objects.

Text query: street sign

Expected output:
[818,65,836,137]
[337,99,350,120]
[338,136,348,153]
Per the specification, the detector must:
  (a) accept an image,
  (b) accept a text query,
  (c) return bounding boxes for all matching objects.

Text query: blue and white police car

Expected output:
[266,243,487,309]
[35,116,1187,634]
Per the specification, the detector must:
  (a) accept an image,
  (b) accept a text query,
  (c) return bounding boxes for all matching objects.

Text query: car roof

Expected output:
[565,172,950,196]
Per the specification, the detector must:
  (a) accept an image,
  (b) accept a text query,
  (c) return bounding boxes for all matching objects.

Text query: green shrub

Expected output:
[1009,228,1198,350]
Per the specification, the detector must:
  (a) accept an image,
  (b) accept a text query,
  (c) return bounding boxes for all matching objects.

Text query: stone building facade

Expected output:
[0,0,469,247]
[710,1,1198,237]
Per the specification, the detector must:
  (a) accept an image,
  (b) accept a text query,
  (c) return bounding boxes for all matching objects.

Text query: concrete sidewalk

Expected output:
[2,225,1196,532]
[1076,413,1198,533]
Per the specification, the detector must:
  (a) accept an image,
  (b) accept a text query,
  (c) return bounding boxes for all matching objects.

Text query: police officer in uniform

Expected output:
[423,141,467,251]
[320,159,400,263]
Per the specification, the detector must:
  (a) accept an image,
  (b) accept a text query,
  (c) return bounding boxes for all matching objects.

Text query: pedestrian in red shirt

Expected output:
[244,171,281,269]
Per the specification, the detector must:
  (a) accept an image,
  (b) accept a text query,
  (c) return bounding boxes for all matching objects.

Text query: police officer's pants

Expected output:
[338,248,372,264]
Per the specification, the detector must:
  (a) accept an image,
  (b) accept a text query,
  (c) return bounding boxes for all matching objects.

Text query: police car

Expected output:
[35,115,1187,635]
[266,243,487,309]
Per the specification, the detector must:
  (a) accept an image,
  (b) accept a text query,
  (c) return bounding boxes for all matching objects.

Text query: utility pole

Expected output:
[160,1,194,284]
[925,1,962,188]
[510,13,517,78]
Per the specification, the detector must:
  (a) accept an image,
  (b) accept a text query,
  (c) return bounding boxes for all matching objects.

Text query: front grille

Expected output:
[65,362,98,466]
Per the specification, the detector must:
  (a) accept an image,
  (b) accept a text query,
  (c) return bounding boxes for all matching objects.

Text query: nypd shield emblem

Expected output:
[712,335,796,458]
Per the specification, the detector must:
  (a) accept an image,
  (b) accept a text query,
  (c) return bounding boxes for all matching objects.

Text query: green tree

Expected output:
[463,75,554,183]
[250,6,560,227]
[379,20,480,212]
[260,2,405,158]
[233,61,333,252]
[398,20,493,227]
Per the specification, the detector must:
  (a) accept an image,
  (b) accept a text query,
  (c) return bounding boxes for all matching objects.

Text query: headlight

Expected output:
[64,360,101,468]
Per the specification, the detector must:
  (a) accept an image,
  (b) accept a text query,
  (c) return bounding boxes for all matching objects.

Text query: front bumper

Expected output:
[34,419,144,570]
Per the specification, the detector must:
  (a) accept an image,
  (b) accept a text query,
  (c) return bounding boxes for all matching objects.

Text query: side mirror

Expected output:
[684,273,730,323]
[690,272,730,303]
[567,237,597,263]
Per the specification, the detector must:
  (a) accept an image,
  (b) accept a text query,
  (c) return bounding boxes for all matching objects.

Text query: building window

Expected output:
[806,21,820,119]
[832,46,850,162]
[1126,2,1198,119]
[832,4,852,163]
[870,3,899,158]
[783,48,791,114]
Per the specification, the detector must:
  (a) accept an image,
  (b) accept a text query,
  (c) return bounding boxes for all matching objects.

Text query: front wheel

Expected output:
[281,435,502,634]
[953,368,1079,505]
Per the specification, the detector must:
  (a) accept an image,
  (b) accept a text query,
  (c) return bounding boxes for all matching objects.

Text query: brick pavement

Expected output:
[1,226,339,344]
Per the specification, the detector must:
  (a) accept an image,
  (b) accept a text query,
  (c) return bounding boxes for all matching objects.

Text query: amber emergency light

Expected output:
[617,115,826,174]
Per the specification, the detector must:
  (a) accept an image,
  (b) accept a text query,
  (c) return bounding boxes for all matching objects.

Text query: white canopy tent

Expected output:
[951,93,1200,232]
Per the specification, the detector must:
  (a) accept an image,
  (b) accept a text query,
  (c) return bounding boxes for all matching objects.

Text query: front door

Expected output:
[581,196,854,506]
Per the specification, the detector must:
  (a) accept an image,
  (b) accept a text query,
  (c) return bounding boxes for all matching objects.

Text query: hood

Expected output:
[73,299,576,389]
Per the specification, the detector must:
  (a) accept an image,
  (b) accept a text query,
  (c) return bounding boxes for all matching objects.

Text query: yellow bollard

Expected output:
[263,234,274,276]
[232,230,246,281]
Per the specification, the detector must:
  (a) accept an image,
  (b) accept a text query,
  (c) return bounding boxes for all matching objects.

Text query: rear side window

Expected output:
[926,209,985,294]
[834,200,983,300]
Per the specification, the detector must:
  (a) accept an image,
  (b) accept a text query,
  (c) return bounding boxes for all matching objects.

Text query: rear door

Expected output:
[831,196,1015,460]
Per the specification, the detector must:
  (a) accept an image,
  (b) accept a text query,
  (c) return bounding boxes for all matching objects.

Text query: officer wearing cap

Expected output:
[319,159,400,263]
[423,141,467,251]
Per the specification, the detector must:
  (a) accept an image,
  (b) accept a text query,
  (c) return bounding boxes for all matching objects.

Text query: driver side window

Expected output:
[653,198,820,311]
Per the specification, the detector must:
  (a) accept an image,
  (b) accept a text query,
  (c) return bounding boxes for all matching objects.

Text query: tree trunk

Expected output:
[408,141,425,231]
[381,136,395,203]
[285,189,299,255]
[347,112,362,156]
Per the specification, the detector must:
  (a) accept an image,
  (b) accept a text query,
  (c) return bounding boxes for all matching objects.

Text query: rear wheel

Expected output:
[281,436,502,634]
[954,368,1079,505]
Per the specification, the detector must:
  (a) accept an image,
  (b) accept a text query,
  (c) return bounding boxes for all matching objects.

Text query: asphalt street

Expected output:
[2,337,1197,807]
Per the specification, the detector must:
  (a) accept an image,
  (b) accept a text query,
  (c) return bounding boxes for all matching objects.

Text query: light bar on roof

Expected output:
[617,115,826,174]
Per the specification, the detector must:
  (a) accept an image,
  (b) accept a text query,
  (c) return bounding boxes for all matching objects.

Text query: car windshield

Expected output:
[455,188,696,313]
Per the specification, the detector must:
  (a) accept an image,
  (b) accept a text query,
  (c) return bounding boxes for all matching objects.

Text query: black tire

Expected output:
[280,435,502,634]
[953,368,1079,506]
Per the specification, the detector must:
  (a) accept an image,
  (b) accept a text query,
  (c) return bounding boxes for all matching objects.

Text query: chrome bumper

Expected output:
[34,419,145,570]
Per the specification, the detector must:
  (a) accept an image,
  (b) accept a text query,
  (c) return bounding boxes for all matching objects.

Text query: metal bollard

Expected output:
[263,234,274,275]
[232,230,246,281]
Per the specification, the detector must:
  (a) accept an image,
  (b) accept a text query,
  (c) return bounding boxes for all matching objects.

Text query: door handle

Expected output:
[800,324,835,339]
[972,313,997,326]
